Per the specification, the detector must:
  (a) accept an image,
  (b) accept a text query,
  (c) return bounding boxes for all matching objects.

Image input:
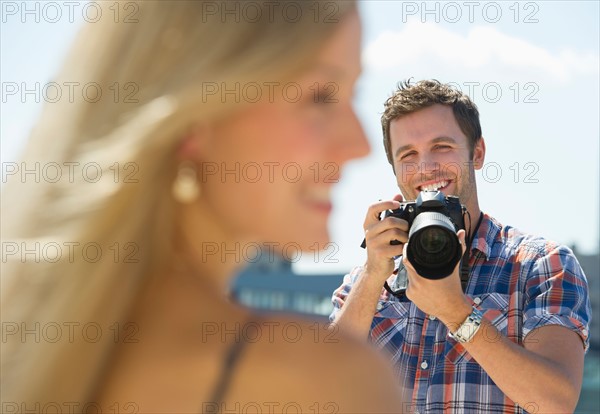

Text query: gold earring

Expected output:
[172,161,200,203]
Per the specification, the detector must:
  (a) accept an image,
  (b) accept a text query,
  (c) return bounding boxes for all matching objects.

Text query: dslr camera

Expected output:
[385,190,466,279]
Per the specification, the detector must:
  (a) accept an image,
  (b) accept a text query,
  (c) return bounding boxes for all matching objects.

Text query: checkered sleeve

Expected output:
[523,243,592,352]
[329,266,364,323]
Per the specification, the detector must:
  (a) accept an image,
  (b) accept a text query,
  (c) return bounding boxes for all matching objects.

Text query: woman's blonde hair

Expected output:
[1,1,356,408]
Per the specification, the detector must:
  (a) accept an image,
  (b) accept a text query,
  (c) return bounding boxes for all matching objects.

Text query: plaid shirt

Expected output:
[330,213,591,414]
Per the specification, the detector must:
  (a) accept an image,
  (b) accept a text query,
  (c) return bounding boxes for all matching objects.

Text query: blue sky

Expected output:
[1,1,598,274]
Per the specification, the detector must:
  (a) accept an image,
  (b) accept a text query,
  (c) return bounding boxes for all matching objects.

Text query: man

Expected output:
[330,80,591,413]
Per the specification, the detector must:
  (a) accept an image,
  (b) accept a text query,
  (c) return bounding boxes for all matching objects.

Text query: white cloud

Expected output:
[363,20,599,82]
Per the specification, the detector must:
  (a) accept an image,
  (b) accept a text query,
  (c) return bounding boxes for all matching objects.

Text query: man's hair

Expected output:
[381,79,482,169]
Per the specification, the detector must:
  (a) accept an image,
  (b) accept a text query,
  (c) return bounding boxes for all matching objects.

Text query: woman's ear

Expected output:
[472,136,486,170]
[172,124,212,204]
[175,124,212,162]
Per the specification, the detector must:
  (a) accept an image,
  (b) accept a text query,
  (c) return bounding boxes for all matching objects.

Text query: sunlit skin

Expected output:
[168,9,369,293]
[391,103,485,227]
[181,10,368,260]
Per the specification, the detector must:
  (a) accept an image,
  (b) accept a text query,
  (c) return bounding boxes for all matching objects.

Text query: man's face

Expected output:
[389,104,485,212]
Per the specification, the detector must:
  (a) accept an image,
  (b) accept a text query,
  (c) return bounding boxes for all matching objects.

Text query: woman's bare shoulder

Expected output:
[222,313,404,413]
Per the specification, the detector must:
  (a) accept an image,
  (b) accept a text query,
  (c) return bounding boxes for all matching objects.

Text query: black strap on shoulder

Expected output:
[460,212,484,292]
[204,318,253,413]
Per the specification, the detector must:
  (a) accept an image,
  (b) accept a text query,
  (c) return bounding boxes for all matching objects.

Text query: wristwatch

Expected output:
[449,306,483,343]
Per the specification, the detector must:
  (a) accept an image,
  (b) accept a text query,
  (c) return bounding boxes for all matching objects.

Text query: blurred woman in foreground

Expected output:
[1,1,402,412]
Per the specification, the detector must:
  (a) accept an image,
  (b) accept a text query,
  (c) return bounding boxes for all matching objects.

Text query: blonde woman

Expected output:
[1,1,402,412]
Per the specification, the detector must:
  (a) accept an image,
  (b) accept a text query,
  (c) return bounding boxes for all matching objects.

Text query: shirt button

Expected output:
[376,303,383,311]
[473,297,482,305]
[582,328,589,337]
[421,360,428,369]
[428,315,436,321]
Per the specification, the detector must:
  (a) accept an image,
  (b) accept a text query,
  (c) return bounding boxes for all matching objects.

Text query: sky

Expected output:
[1,1,599,275]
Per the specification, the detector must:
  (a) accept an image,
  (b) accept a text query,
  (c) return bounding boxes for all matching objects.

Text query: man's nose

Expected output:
[418,153,441,176]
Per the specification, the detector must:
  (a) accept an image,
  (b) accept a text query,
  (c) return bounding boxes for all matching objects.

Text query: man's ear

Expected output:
[472,136,486,170]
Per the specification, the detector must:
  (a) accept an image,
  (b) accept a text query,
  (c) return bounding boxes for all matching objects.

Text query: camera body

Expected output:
[384,190,466,233]
[385,190,466,279]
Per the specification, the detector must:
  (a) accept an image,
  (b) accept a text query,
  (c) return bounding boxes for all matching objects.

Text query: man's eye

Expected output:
[435,145,451,150]
[400,152,415,160]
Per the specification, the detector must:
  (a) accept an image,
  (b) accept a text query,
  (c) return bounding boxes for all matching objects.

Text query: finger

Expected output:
[402,242,415,273]
[366,216,409,234]
[457,229,467,255]
[392,194,404,202]
[365,222,409,246]
[365,229,407,253]
[401,243,419,286]
[364,200,402,228]
[376,244,406,259]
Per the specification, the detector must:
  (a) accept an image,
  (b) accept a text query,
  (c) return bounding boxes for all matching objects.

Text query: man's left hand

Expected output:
[402,229,472,329]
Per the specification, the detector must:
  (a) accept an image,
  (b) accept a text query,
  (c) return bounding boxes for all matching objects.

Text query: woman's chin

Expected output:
[265,229,331,256]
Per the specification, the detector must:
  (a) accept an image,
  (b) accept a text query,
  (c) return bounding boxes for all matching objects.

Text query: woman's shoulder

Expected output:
[222,312,404,413]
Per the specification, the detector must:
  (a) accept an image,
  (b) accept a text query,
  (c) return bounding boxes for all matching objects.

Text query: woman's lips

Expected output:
[304,187,333,214]
[307,200,333,214]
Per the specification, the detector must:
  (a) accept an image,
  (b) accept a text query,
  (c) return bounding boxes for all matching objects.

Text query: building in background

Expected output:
[231,254,343,320]
[573,247,600,351]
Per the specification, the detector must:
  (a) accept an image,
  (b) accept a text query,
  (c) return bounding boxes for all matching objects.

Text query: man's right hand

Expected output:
[331,194,410,340]
[362,194,408,282]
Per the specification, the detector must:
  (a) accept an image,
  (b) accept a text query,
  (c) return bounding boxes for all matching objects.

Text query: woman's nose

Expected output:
[332,104,370,163]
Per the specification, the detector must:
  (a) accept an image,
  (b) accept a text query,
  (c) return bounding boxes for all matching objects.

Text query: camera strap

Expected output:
[459,212,484,292]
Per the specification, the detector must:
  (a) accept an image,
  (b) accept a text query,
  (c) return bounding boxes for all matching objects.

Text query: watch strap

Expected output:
[449,306,483,343]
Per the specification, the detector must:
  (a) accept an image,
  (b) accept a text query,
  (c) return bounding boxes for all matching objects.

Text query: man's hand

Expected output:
[331,195,408,340]
[362,194,406,282]
[402,229,472,329]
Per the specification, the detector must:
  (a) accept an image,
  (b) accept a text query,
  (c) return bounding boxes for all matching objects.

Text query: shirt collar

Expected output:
[469,213,500,260]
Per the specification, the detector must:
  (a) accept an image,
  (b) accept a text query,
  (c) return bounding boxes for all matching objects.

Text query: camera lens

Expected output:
[418,227,449,255]
[407,212,462,279]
